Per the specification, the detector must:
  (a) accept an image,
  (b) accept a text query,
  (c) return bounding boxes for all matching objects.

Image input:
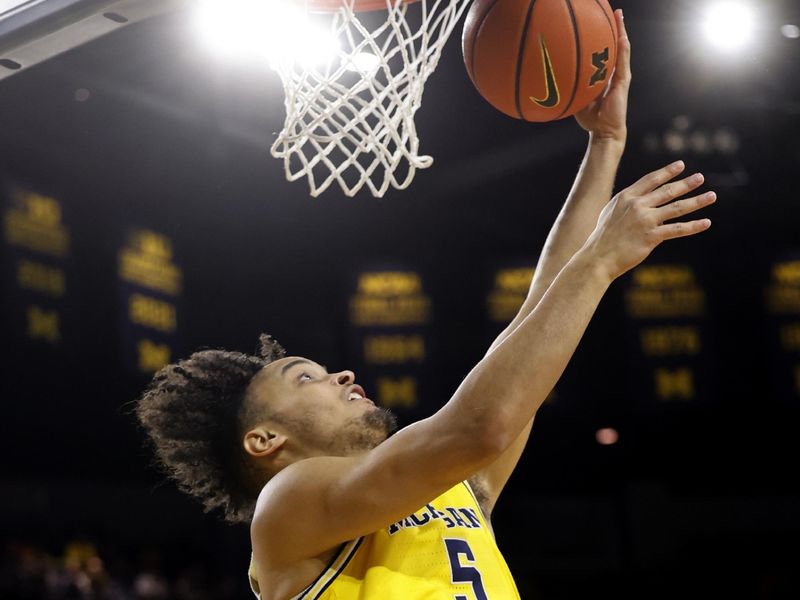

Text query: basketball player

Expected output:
[136,11,716,599]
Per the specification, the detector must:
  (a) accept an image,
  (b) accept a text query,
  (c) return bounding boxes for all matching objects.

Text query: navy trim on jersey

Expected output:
[295,537,364,600]
[291,543,344,600]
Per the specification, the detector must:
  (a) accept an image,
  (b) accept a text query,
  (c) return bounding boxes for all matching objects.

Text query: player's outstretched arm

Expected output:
[492,10,632,353]
[472,9,635,516]
[487,9,631,361]
[252,162,716,569]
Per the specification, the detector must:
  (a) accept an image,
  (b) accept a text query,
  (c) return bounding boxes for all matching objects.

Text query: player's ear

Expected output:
[243,427,287,458]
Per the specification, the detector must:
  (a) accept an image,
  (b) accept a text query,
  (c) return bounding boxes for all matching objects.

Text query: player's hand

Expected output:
[574,9,630,145]
[583,161,716,281]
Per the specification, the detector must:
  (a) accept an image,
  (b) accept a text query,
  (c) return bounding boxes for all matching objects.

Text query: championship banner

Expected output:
[623,263,713,405]
[117,229,182,376]
[1,181,72,349]
[347,267,434,423]
[764,255,800,404]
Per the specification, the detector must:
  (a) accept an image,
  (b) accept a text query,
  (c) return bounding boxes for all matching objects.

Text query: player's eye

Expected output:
[298,372,313,382]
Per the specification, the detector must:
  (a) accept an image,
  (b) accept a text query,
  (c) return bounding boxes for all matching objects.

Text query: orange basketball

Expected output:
[463,0,618,122]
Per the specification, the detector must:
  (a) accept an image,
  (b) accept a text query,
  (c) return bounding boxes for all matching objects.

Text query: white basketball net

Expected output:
[269,0,469,197]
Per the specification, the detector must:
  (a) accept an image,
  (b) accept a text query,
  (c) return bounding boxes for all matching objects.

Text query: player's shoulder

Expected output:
[255,457,349,512]
[251,456,359,567]
[252,456,359,535]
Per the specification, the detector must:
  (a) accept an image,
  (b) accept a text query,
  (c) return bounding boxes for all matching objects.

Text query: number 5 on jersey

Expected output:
[444,538,489,600]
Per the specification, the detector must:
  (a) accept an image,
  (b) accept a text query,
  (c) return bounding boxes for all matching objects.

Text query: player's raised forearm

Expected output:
[486,140,622,357]
[539,138,623,278]
[452,250,610,448]
[445,160,715,454]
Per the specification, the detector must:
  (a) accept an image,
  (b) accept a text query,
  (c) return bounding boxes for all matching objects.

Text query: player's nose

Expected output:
[332,370,355,385]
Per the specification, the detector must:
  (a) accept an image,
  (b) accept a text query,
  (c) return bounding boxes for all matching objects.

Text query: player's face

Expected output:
[248,356,396,456]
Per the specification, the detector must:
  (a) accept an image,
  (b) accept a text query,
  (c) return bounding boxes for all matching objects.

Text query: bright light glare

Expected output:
[346,52,381,74]
[781,24,800,39]
[701,2,756,53]
[194,0,339,68]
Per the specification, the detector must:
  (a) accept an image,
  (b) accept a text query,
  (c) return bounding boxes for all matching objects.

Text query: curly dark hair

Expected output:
[135,334,286,524]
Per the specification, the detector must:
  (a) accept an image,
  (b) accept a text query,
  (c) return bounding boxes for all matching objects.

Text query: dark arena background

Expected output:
[2,0,800,598]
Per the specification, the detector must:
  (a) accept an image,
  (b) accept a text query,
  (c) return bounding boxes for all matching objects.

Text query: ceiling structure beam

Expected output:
[0,0,190,80]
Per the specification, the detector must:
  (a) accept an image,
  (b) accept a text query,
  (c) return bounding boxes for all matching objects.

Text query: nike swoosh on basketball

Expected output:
[530,34,560,109]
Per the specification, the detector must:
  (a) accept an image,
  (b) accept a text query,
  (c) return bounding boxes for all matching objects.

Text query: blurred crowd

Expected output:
[1,538,242,600]
[4,533,798,599]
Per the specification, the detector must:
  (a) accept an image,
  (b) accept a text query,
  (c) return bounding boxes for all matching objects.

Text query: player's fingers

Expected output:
[645,172,706,208]
[658,218,712,241]
[655,191,717,223]
[615,10,631,84]
[625,161,685,197]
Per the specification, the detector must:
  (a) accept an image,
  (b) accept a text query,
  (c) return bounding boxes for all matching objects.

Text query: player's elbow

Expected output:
[471,393,535,458]
[451,414,515,465]
[445,389,521,461]
[478,419,517,458]
[435,414,509,468]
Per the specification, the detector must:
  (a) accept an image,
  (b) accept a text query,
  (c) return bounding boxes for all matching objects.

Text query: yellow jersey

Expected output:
[249,481,520,599]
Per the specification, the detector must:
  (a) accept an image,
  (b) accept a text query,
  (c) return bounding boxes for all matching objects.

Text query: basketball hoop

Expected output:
[268,0,470,197]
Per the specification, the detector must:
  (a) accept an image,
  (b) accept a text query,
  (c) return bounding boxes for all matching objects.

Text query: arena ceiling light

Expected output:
[781,24,800,39]
[701,1,757,53]
[193,0,338,68]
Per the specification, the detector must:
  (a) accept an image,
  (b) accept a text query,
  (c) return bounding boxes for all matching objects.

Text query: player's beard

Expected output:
[338,406,398,454]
